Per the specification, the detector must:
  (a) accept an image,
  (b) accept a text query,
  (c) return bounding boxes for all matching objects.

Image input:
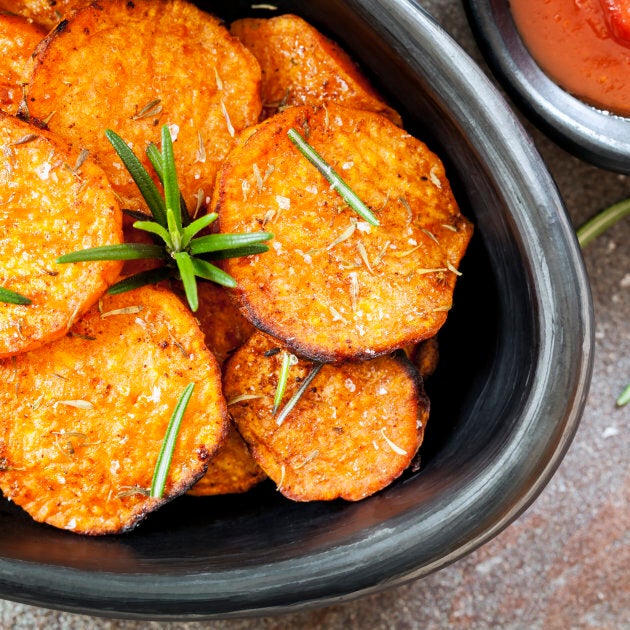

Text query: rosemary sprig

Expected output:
[577,198,630,247]
[150,382,195,499]
[0,287,31,305]
[57,125,273,311]
[287,127,380,226]
[276,362,323,426]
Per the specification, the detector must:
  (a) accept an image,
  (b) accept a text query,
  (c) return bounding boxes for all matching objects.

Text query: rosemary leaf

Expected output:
[166,208,182,252]
[276,362,323,426]
[161,125,181,230]
[189,257,237,288]
[181,212,218,249]
[107,267,173,295]
[273,351,294,415]
[147,140,191,226]
[57,243,166,263]
[189,231,273,255]
[206,244,269,260]
[150,383,195,499]
[617,383,630,407]
[0,286,31,305]
[133,219,174,250]
[105,129,167,227]
[174,252,198,311]
[577,198,630,248]
[287,127,380,226]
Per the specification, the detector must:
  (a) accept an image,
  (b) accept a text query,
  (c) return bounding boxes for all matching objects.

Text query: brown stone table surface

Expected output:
[1,2,628,628]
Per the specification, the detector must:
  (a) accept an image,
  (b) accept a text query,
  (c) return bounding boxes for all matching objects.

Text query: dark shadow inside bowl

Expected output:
[0,0,591,618]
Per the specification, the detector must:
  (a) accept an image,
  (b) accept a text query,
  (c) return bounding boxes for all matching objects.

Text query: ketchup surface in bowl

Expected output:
[510,0,630,117]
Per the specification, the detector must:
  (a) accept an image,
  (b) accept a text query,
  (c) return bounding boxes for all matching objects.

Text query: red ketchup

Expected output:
[510,0,630,116]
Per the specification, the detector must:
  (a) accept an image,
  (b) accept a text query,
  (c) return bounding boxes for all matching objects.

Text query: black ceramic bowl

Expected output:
[0,0,593,620]
[466,0,630,173]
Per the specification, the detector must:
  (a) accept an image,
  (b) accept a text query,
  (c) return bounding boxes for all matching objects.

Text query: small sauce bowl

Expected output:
[466,0,630,173]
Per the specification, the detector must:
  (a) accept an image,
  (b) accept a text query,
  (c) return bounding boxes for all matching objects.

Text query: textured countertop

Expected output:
[1,1,628,628]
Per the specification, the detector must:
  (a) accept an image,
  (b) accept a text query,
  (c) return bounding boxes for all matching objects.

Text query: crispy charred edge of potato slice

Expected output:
[224,333,429,502]
[0,285,229,535]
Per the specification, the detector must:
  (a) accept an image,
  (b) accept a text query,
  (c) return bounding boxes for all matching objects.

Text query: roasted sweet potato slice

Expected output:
[223,332,428,502]
[231,14,401,125]
[187,423,266,496]
[0,285,228,534]
[0,112,123,358]
[192,281,256,365]
[0,1,85,30]
[215,104,473,362]
[0,12,45,115]
[27,0,262,215]
[411,336,440,379]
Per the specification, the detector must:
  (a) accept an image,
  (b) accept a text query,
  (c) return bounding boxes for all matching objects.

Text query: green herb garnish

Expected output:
[0,287,31,305]
[616,383,630,407]
[287,127,380,226]
[150,382,195,499]
[275,362,323,426]
[272,351,297,415]
[577,198,630,247]
[57,125,273,311]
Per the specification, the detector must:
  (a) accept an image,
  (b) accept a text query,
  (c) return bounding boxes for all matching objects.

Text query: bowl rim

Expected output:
[465,0,630,174]
[0,0,594,619]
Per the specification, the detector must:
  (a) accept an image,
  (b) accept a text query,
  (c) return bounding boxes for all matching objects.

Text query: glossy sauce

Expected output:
[510,0,630,116]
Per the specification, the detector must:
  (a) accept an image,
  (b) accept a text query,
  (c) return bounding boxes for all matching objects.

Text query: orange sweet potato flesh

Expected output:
[215,104,473,363]
[224,332,429,502]
[0,285,228,534]
[27,0,262,215]
[231,14,402,125]
[0,12,45,115]
[192,281,257,365]
[0,1,86,30]
[184,281,264,496]
[187,423,266,496]
[0,112,123,358]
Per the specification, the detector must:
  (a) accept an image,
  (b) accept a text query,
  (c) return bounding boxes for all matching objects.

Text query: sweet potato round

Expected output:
[0,285,228,534]
[231,14,401,125]
[0,112,123,358]
[187,423,266,497]
[27,0,262,215]
[224,332,429,502]
[215,104,473,362]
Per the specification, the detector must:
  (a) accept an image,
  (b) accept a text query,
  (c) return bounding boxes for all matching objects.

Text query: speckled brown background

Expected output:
[1,1,628,628]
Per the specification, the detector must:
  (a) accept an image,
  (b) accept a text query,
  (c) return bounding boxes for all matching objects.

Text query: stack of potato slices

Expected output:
[0,2,472,534]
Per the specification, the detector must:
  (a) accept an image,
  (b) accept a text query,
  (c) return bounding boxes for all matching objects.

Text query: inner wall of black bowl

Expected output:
[1,0,536,591]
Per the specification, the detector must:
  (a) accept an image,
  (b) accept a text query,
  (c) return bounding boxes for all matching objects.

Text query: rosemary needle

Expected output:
[287,127,380,226]
[577,198,630,247]
[617,383,630,407]
[150,382,195,499]
[0,286,31,305]
[276,362,323,426]
[273,351,296,415]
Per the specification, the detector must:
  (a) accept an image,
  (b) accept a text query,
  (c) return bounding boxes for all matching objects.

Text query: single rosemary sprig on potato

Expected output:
[0,286,31,305]
[57,125,272,311]
[287,127,380,226]
[150,382,195,499]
